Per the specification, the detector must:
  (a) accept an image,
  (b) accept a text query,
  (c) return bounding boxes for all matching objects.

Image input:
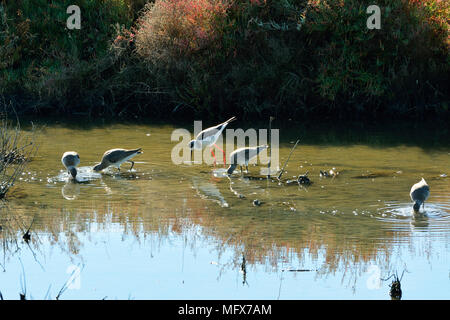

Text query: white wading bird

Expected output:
[410,178,430,212]
[189,116,236,165]
[93,148,142,172]
[61,151,80,179]
[227,145,269,175]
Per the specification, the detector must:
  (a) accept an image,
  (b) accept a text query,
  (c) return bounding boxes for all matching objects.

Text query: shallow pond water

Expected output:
[0,120,449,299]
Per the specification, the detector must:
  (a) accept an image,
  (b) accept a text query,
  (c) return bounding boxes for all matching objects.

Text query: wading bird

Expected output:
[227,145,268,175]
[61,151,80,179]
[93,148,142,172]
[189,116,236,165]
[410,178,430,212]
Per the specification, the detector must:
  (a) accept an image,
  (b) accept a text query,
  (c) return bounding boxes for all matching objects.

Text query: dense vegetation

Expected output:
[0,0,448,120]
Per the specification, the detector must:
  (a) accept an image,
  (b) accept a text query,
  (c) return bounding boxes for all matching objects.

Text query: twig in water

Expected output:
[267,116,275,179]
[56,264,83,300]
[44,285,52,300]
[241,254,248,286]
[19,258,26,300]
[277,139,300,180]
[282,269,315,272]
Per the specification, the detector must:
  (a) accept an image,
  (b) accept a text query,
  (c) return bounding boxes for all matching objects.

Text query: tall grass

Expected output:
[0,109,37,199]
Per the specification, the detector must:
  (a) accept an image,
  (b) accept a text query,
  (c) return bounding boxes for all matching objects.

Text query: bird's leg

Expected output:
[213,143,226,166]
[210,148,216,166]
[246,165,249,173]
[129,161,135,171]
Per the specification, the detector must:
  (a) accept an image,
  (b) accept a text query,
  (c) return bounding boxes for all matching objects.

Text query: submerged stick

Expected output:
[277,139,300,181]
[267,116,274,179]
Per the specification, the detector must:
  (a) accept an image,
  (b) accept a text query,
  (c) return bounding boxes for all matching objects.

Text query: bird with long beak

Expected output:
[410,178,430,212]
[61,151,80,179]
[227,145,269,175]
[93,148,142,172]
[189,116,236,165]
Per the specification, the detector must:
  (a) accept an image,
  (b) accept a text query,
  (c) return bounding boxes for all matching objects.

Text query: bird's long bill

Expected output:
[225,116,237,124]
[93,163,103,172]
[191,149,193,162]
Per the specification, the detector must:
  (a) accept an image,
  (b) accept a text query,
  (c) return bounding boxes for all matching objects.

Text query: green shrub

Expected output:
[302,0,449,114]
[0,0,132,99]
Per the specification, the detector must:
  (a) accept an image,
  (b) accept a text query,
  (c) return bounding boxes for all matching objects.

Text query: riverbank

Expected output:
[1,0,448,120]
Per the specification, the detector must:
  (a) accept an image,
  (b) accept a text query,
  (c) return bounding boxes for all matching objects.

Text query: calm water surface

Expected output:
[0,121,449,299]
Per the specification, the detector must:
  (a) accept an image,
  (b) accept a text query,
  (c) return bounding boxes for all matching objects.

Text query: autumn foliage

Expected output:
[135,0,231,62]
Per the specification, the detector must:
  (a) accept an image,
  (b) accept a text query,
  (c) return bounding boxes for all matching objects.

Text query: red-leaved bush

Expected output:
[135,0,231,63]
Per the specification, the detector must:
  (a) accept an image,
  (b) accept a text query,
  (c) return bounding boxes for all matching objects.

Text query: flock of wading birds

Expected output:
[61,116,430,212]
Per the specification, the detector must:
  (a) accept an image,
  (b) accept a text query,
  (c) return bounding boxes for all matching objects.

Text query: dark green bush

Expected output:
[0,0,132,99]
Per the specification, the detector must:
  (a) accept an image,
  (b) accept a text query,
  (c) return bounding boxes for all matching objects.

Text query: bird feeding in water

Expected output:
[189,116,236,165]
[61,151,80,179]
[227,145,269,175]
[93,148,142,172]
[410,178,430,212]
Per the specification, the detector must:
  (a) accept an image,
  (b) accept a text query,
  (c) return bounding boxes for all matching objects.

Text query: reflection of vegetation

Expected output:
[0,185,406,283]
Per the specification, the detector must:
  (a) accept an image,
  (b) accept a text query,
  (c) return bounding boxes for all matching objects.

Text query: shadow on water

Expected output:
[18,116,450,150]
[276,121,450,150]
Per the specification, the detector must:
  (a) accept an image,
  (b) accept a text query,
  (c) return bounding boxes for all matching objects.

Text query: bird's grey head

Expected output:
[189,140,202,151]
[69,167,77,179]
[93,163,102,172]
[413,202,421,212]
